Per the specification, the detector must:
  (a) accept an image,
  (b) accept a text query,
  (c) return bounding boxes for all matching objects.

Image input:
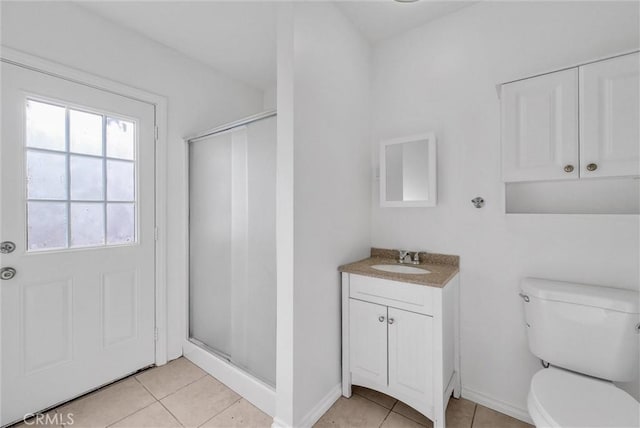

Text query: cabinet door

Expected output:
[501,68,579,182]
[349,299,388,385]
[387,307,433,405]
[580,52,640,178]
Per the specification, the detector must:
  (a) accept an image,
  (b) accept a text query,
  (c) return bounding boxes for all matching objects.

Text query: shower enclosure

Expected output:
[187,111,276,392]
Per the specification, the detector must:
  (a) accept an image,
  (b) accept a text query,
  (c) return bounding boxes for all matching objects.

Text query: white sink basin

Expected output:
[371,264,431,274]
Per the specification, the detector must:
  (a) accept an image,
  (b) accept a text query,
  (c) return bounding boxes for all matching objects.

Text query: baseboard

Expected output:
[297,383,342,428]
[271,417,289,428]
[461,387,533,425]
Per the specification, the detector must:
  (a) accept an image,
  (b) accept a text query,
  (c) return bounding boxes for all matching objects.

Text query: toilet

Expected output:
[520,278,640,428]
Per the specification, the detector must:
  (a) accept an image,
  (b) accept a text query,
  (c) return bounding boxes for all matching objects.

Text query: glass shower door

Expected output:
[188,116,276,387]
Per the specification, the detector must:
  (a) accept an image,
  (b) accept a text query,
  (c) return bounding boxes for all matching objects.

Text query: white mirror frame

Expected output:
[379,132,437,208]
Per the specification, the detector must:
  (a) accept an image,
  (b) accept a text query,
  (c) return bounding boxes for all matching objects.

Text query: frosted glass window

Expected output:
[107,160,135,201]
[70,155,103,200]
[27,202,68,250]
[107,204,135,244]
[70,203,105,247]
[25,99,137,252]
[27,151,67,200]
[70,109,103,156]
[107,118,135,160]
[26,100,66,151]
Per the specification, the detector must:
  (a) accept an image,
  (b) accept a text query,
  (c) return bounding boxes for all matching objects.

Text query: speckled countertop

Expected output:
[339,248,459,288]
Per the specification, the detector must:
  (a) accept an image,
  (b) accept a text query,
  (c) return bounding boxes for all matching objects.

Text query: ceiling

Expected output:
[336,1,477,43]
[78,1,278,90]
[78,1,476,91]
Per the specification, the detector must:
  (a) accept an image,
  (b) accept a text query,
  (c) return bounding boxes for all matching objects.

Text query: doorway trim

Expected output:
[0,45,169,366]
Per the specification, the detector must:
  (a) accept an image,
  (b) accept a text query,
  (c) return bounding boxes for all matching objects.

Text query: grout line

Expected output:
[470,404,478,428]
[131,376,185,427]
[136,368,207,401]
[196,397,243,428]
[378,409,392,428]
[105,400,158,428]
[157,399,185,428]
[391,410,430,427]
[352,390,397,411]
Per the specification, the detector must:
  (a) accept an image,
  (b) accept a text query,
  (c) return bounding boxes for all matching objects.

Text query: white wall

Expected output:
[274,2,372,425]
[0,1,264,361]
[263,85,277,110]
[370,0,640,420]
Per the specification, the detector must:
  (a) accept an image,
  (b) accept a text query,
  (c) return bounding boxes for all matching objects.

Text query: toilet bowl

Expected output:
[527,367,639,428]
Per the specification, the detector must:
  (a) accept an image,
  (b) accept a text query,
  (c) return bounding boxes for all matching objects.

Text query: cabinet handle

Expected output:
[378,316,385,322]
[388,318,395,325]
[586,163,598,172]
[563,165,574,173]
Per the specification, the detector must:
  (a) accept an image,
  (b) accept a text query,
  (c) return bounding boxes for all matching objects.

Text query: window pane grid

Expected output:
[27,146,137,163]
[25,99,137,252]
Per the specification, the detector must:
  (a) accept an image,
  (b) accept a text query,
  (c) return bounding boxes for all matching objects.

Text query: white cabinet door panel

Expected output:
[349,299,387,385]
[502,68,579,182]
[580,52,640,178]
[387,307,433,405]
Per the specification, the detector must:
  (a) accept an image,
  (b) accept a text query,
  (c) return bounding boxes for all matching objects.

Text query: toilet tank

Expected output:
[521,278,640,382]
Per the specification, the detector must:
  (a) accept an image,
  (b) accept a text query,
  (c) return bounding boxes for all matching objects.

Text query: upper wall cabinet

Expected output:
[501,52,639,182]
[501,69,578,182]
[580,53,640,178]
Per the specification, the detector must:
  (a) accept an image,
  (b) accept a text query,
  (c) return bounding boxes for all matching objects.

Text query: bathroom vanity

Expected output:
[339,248,460,428]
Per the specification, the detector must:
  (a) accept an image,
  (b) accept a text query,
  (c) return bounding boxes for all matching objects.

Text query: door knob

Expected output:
[387,318,395,325]
[0,241,15,254]
[378,316,385,323]
[586,163,598,172]
[563,165,574,173]
[1,267,16,280]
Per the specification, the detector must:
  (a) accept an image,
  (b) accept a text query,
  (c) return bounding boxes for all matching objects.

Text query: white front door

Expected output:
[0,62,156,426]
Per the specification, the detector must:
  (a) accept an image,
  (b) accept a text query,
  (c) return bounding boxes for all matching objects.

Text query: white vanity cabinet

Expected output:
[341,273,460,428]
[501,51,639,182]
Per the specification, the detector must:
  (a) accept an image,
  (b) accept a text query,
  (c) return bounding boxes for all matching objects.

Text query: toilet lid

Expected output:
[529,367,640,428]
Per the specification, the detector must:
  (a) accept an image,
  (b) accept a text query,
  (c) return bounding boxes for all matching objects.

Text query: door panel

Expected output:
[580,52,640,178]
[102,269,139,348]
[387,308,433,405]
[1,62,156,425]
[502,68,578,182]
[349,299,388,385]
[23,280,73,373]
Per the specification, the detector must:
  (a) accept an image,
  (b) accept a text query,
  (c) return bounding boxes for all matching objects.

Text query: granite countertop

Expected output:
[339,248,459,288]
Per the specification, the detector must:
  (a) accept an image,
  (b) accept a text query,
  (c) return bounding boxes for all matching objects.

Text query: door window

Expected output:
[25,99,137,251]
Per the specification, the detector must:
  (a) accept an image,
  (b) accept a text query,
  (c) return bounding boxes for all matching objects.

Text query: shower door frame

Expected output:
[182,110,277,417]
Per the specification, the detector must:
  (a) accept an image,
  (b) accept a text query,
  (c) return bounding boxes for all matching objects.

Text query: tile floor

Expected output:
[16,358,532,428]
[316,386,532,428]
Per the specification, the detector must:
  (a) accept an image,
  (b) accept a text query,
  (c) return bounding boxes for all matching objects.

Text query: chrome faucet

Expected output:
[397,250,412,264]
[398,250,421,265]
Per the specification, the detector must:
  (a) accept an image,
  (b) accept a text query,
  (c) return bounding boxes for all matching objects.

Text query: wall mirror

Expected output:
[380,132,437,207]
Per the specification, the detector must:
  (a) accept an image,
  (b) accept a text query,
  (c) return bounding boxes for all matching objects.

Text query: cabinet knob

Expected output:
[563,165,574,173]
[388,318,395,325]
[378,316,385,323]
[586,163,598,172]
